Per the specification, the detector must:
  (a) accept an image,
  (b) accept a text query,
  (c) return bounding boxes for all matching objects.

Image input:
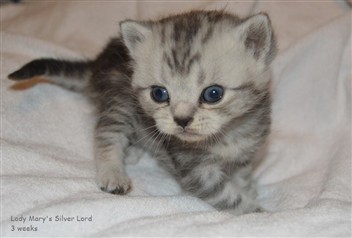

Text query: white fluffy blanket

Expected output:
[1,1,351,236]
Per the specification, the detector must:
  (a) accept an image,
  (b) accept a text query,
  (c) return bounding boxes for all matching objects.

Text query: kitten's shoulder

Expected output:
[93,37,132,73]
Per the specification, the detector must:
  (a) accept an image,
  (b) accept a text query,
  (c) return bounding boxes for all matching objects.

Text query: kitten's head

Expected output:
[120,11,276,143]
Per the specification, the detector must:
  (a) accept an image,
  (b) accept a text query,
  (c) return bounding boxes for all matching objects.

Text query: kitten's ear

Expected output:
[119,20,152,56]
[237,13,276,65]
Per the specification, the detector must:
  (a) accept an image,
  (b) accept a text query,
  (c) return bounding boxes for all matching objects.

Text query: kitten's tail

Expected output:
[8,58,92,92]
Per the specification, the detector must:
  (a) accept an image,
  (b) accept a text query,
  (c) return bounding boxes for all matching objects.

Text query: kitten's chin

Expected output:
[175,131,207,142]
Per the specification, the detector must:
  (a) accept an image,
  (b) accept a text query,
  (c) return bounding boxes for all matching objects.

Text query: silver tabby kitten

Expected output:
[8,10,276,215]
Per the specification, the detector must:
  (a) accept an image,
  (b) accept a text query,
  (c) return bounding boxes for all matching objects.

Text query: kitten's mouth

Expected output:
[175,130,205,142]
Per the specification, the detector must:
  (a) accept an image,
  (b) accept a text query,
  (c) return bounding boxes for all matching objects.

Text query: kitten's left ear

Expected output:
[237,13,277,65]
[119,20,152,56]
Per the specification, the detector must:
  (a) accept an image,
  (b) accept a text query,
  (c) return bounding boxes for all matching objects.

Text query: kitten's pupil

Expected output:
[202,85,224,103]
[151,86,169,103]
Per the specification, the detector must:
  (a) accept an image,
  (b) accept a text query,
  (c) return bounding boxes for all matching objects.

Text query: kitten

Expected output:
[8,10,276,215]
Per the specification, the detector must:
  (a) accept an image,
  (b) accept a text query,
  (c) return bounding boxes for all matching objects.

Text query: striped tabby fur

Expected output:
[8,10,276,215]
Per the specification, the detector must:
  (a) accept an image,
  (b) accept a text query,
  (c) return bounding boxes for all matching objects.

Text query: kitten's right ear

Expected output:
[119,20,152,56]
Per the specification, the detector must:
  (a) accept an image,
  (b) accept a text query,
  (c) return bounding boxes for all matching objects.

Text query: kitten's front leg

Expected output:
[178,158,260,215]
[204,164,261,215]
[94,119,131,195]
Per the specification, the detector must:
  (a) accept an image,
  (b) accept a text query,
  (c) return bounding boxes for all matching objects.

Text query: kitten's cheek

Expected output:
[155,120,175,135]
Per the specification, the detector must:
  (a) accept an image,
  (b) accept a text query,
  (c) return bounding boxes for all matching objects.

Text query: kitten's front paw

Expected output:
[97,170,131,195]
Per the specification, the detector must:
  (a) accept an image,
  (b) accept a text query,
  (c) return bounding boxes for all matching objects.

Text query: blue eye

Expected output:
[201,85,224,103]
[151,86,169,103]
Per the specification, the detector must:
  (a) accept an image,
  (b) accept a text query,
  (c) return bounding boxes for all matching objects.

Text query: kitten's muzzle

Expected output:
[173,122,206,142]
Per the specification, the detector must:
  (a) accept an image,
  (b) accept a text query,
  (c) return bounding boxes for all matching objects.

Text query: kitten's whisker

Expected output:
[136,128,159,147]
[138,124,158,132]
[153,132,163,155]
[142,129,160,151]
[154,132,167,156]
[150,131,164,155]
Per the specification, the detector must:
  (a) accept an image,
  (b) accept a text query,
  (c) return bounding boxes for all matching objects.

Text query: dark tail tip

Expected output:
[8,69,32,80]
[8,60,47,80]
